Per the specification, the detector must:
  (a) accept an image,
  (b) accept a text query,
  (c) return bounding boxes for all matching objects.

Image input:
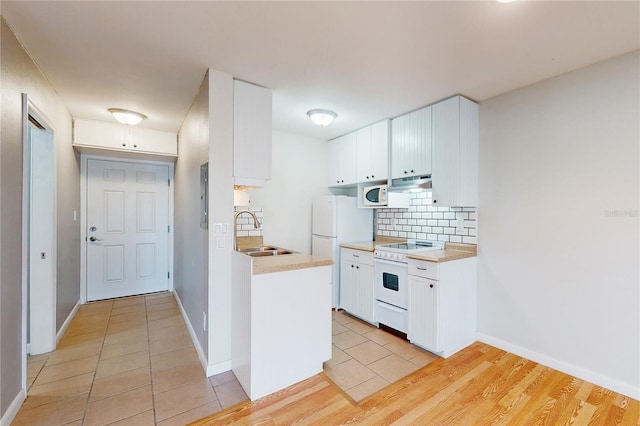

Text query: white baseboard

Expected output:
[172,291,221,377]
[207,360,233,377]
[56,300,81,345]
[476,332,640,400]
[0,388,26,426]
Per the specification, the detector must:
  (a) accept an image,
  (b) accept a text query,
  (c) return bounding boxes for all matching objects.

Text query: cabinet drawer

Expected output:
[408,259,438,280]
[341,248,373,266]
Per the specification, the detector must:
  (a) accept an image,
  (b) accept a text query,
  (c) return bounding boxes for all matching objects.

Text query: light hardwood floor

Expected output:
[192,341,640,425]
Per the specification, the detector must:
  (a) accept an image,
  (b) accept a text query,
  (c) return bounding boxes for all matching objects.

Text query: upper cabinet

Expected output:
[233,80,272,188]
[329,120,389,187]
[328,132,357,187]
[356,120,389,183]
[390,106,432,180]
[73,118,178,160]
[431,96,478,207]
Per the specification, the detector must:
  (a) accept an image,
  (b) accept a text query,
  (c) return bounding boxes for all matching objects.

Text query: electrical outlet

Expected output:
[203,312,207,332]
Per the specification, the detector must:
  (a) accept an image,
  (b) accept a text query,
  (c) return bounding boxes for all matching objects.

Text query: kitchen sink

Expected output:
[245,249,293,257]
[238,246,279,253]
[237,245,294,257]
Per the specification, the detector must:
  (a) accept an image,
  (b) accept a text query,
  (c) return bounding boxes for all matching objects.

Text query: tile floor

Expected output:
[15,292,248,426]
[14,293,438,425]
[324,310,439,401]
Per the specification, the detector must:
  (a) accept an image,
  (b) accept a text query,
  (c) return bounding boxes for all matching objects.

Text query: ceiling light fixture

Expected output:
[307,109,337,127]
[108,108,147,126]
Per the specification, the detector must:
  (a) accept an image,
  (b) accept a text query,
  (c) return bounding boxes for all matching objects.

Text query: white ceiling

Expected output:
[2,1,638,140]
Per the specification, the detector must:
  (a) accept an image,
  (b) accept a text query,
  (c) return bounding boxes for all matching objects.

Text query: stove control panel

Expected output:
[374,250,406,262]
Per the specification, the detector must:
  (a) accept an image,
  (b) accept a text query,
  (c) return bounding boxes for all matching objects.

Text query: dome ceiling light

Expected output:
[307,109,337,127]
[108,108,147,125]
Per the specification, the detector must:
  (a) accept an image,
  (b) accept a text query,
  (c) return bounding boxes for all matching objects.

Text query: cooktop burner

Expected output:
[383,241,439,251]
[374,240,445,261]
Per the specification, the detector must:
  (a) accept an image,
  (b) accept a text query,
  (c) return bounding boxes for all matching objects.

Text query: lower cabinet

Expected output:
[339,248,374,324]
[407,257,477,357]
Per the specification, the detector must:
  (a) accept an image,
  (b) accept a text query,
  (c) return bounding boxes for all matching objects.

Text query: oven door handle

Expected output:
[374,258,405,267]
[376,300,405,313]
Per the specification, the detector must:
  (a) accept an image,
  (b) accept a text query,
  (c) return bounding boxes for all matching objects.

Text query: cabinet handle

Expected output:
[341,180,344,183]
[351,265,354,268]
[133,144,137,148]
[430,284,434,288]
[371,175,375,178]
[417,267,427,271]
[366,176,370,179]
[410,169,414,173]
[353,254,359,258]
[356,266,359,269]
[404,170,408,174]
[122,143,126,147]
[433,199,437,204]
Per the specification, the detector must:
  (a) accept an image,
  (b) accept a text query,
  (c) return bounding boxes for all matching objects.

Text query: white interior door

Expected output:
[28,123,56,355]
[86,159,169,301]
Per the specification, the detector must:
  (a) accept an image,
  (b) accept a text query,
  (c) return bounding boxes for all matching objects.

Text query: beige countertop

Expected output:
[340,239,477,263]
[340,237,406,252]
[407,249,476,263]
[251,253,333,275]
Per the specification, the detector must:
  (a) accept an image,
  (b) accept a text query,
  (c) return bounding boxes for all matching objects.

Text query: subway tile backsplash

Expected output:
[376,191,477,244]
[234,206,264,237]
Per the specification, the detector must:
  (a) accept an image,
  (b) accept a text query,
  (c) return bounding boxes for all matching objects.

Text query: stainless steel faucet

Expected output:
[234,210,260,251]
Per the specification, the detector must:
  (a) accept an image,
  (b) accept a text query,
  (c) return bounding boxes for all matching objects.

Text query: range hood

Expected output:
[389,174,432,192]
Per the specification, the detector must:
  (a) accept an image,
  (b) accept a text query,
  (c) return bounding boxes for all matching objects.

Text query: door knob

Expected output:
[89,236,103,242]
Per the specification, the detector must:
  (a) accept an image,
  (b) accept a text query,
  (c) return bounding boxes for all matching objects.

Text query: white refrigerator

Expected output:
[311,195,373,308]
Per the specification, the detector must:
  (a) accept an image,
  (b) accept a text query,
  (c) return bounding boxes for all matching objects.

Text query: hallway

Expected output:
[14,292,247,425]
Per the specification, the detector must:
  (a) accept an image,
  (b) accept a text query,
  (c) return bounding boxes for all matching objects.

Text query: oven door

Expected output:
[374,258,407,310]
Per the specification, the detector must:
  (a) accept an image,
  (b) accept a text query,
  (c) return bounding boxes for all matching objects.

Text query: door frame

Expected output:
[79,154,175,303]
[21,93,57,383]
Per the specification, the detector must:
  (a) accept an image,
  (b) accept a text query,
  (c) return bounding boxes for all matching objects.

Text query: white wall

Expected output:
[1,18,79,419]
[206,70,235,373]
[250,131,331,254]
[174,73,210,359]
[478,51,639,398]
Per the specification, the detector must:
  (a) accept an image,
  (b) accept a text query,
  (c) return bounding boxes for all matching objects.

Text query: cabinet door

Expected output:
[130,127,178,155]
[408,275,438,351]
[391,113,411,179]
[328,137,342,186]
[340,132,358,186]
[234,80,272,183]
[339,257,356,313]
[410,106,432,177]
[370,120,389,181]
[391,107,431,179]
[329,133,357,187]
[432,96,478,207]
[356,126,373,182]
[354,263,374,323]
[73,118,128,150]
[432,97,459,206]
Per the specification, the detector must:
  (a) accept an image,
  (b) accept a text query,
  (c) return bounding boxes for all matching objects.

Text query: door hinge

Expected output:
[168,179,170,187]
[168,225,170,232]
[167,272,170,279]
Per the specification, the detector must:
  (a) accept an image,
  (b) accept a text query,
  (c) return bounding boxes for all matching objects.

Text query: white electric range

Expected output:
[373,240,444,334]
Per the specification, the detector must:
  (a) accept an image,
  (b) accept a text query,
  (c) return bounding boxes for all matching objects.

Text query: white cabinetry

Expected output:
[73,118,178,159]
[233,80,272,187]
[232,252,331,400]
[407,257,476,357]
[356,120,389,183]
[390,106,432,180]
[431,96,478,207]
[328,133,357,187]
[339,248,374,323]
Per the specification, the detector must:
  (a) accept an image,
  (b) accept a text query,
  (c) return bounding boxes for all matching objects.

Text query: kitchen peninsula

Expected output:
[231,250,333,400]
